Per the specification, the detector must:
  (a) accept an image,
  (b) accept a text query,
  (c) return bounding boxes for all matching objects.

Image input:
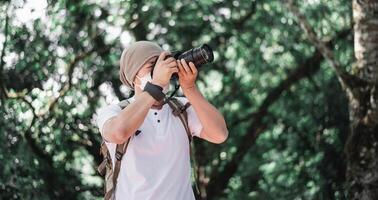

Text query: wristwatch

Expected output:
[143,81,165,101]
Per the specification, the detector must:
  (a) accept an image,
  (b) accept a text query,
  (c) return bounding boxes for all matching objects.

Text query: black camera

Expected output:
[151,44,214,80]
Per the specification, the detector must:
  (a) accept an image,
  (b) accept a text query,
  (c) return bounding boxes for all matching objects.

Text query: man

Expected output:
[96,41,228,199]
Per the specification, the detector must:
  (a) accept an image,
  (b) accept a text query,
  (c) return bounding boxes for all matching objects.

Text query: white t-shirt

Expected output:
[96,95,203,200]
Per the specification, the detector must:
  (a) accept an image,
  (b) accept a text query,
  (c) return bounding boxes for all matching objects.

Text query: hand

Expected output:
[151,51,178,87]
[177,59,198,91]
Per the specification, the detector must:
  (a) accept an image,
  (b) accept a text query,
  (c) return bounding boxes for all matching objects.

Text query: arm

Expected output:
[102,51,178,144]
[184,86,229,144]
[177,59,229,144]
[102,91,156,144]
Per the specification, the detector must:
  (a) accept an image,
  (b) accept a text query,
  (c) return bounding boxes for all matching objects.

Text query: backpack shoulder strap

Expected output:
[99,98,132,200]
[97,141,109,177]
[112,98,132,187]
[167,97,201,195]
[112,139,130,186]
[101,139,130,200]
[167,97,192,143]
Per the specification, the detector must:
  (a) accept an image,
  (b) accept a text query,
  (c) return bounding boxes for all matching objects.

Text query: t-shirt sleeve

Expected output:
[177,97,203,138]
[96,104,121,165]
[96,104,122,139]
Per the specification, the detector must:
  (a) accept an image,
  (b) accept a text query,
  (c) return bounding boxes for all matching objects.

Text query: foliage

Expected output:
[0,0,353,199]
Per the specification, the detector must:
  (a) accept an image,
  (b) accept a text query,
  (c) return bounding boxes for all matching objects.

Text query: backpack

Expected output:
[97,97,200,200]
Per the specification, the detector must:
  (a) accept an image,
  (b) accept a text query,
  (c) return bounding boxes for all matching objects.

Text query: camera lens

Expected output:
[178,44,214,66]
[152,44,214,80]
[199,44,214,63]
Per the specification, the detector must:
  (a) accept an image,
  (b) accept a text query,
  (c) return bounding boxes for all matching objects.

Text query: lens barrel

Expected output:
[151,44,214,80]
[176,44,214,66]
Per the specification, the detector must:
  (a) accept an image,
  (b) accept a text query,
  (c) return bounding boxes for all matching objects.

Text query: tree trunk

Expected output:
[345,1,378,199]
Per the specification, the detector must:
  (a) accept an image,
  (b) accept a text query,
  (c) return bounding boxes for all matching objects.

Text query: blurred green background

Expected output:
[0,0,355,199]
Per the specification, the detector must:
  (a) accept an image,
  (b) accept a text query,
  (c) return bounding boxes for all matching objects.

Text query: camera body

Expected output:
[151,44,214,80]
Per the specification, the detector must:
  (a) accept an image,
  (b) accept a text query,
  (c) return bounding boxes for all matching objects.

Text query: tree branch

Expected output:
[0,2,10,99]
[206,29,351,198]
[37,46,110,117]
[13,95,54,166]
[24,116,54,166]
[235,2,257,30]
[206,50,323,199]
[229,28,350,127]
[211,1,258,47]
[5,44,109,166]
[285,0,366,96]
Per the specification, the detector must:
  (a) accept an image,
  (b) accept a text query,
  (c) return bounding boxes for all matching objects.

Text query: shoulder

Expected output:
[96,103,123,136]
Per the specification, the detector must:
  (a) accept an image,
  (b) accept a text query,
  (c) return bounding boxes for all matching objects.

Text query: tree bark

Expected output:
[345,0,378,199]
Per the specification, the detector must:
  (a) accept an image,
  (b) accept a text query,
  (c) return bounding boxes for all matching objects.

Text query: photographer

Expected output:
[96,41,228,200]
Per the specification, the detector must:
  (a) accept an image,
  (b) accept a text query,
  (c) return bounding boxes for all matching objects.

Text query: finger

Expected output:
[177,61,183,72]
[188,62,197,74]
[167,61,178,68]
[164,57,176,64]
[177,62,185,75]
[157,51,170,62]
[178,70,185,78]
[177,65,185,78]
[170,66,178,70]
[177,68,183,76]
[170,67,179,74]
[180,59,190,73]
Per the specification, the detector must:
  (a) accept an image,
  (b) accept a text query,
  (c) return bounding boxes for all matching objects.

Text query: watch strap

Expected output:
[143,81,165,101]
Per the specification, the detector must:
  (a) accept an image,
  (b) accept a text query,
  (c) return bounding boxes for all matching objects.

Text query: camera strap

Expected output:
[163,80,181,104]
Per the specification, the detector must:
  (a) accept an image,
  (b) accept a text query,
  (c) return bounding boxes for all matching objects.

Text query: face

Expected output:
[133,56,157,86]
[132,56,161,105]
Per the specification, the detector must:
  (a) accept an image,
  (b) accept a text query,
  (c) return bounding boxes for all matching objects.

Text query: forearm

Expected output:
[106,91,155,143]
[183,86,228,139]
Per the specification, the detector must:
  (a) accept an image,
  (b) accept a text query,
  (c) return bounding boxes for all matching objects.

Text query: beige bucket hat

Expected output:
[119,41,164,90]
